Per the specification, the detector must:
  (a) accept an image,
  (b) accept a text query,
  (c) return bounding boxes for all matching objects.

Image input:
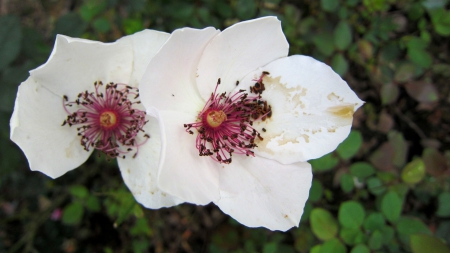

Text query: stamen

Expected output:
[184,72,272,164]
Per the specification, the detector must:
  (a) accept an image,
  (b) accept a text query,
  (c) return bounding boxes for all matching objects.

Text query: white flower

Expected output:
[140,17,363,231]
[10,30,183,209]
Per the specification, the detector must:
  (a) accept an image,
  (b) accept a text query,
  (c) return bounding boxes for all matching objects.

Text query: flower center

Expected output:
[184,73,272,164]
[62,81,149,159]
[99,111,118,129]
[206,110,227,128]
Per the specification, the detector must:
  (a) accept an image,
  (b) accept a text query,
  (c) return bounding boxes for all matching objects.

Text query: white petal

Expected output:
[30,35,133,99]
[196,17,289,100]
[117,30,170,87]
[214,156,312,231]
[238,55,364,163]
[140,27,219,114]
[148,108,220,205]
[10,77,93,178]
[117,115,183,209]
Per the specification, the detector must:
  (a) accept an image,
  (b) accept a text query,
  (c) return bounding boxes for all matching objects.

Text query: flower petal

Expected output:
[117,30,170,87]
[147,107,220,205]
[214,156,312,231]
[117,115,184,209]
[10,77,93,178]
[238,55,364,163]
[140,27,220,114]
[196,17,289,100]
[30,35,133,98]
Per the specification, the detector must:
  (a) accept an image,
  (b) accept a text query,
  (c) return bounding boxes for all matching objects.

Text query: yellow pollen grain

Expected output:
[207,110,227,128]
[100,111,117,127]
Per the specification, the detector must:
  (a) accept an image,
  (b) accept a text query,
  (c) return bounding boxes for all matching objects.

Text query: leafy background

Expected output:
[1,0,450,252]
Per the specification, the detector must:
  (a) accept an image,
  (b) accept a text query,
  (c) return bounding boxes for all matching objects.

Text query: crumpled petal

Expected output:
[117,115,184,209]
[141,27,220,115]
[117,30,170,87]
[10,77,93,178]
[214,156,312,231]
[148,108,220,205]
[237,55,364,164]
[196,17,289,101]
[30,35,133,99]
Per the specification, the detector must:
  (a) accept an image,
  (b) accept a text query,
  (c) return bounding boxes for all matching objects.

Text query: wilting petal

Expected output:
[117,30,170,87]
[117,115,183,208]
[196,17,289,100]
[148,108,220,205]
[10,77,93,178]
[30,35,133,98]
[238,55,363,164]
[141,27,219,114]
[214,156,312,231]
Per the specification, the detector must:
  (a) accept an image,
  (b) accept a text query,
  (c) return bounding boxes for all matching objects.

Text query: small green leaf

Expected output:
[350,244,370,253]
[340,227,365,245]
[321,0,339,12]
[310,153,339,172]
[69,185,89,199]
[381,191,403,223]
[336,130,363,160]
[340,173,355,193]
[367,177,386,195]
[411,234,450,253]
[368,230,384,250]
[380,83,399,105]
[309,179,324,202]
[85,195,101,211]
[350,162,375,180]
[310,208,339,241]
[53,13,88,38]
[92,17,111,33]
[313,33,335,57]
[321,238,346,253]
[437,192,450,217]
[401,159,426,184]
[236,0,257,20]
[363,213,385,232]
[331,53,349,76]
[339,201,365,229]
[396,217,431,245]
[263,242,278,253]
[334,21,352,50]
[62,202,84,225]
[0,15,22,70]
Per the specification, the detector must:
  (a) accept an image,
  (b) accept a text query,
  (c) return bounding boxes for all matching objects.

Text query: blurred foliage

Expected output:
[1,0,450,252]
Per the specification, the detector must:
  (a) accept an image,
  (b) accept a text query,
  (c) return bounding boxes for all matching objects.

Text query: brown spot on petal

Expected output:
[327,104,355,118]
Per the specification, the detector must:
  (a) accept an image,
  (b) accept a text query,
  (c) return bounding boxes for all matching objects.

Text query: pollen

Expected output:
[206,110,227,128]
[99,111,118,128]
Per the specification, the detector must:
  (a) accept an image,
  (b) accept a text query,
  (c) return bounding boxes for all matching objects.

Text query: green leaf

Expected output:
[340,173,354,193]
[368,230,384,250]
[401,159,426,184]
[380,83,399,105]
[263,242,278,253]
[92,17,111,33]
[367,177,386,195]
[321,238,346,253]
[79,0,108,22]
[313,33,335,57]
[410,234,450,253]
[236,0,257,20]
[310,153,339,172]
[339,201,365,229]
[62,202,84,225]
[336,130,363,160]
[69,185,89,199]
[430,8,450,36]
[396,217,431,245]
[85,195,101,211]
[363,213,385,231]
[53,13,88,38]
[381,191,403,223]
[0,15,22,70]
[321,0,339,12]
[309,179,324,202]
[350,162,375,181]
[350,244,370,253]
[334,21,352,50]
[331,53,349,76]
[310,208,339,241]
[408,48,432,68]
[340,227,365,245]
[437,192,450,217]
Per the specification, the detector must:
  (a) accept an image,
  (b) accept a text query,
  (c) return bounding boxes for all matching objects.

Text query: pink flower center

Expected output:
[62,81,149,159]
[184,74,272,164]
